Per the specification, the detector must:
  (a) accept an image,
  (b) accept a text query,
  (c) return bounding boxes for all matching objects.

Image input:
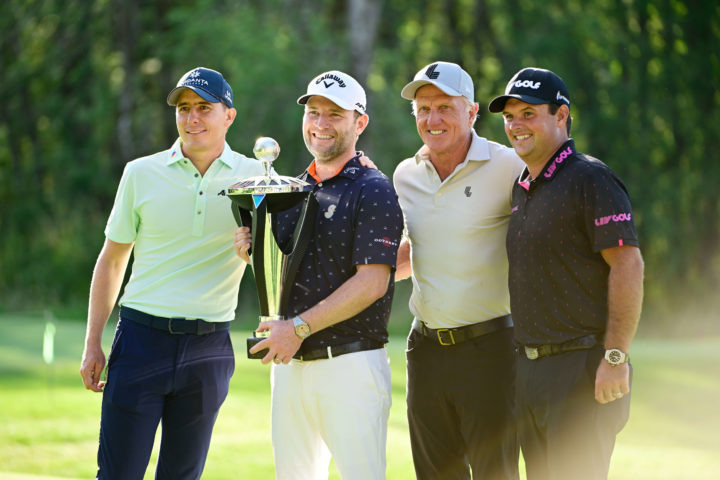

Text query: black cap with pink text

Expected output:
[488,67,570,113]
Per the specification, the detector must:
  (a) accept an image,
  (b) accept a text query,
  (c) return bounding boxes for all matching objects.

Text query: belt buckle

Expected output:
[524,346,539,360]
[436,329,455,346]
[168,318,187,335]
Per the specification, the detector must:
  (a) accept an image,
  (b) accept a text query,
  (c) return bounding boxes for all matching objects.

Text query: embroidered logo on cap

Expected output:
[513,80,541,89]
[316,73,347,89]
[425,63,440,79]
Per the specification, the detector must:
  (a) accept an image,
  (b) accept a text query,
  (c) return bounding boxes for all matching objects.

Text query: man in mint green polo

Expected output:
[79,67,264,480]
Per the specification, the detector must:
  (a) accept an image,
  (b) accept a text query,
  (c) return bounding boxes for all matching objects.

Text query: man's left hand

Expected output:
[595,360,630,404]
[248,319,303,365]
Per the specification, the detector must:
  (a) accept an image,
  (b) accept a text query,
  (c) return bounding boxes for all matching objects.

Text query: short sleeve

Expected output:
[104,162,140,244]
[582,165,639,252]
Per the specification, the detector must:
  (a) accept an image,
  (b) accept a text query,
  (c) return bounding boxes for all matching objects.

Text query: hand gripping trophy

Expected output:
[227,137,317,358]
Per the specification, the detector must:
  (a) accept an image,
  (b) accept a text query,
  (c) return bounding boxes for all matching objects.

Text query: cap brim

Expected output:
[488,94,551,113]
[297,93,363,113]
[400,80,463,100]
[167,86,224,106]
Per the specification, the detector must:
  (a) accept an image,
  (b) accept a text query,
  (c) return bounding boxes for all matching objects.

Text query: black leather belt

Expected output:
[293,339,383,362]
[413,314,513,346]
[521,334,602,360]
[120,306,231,335]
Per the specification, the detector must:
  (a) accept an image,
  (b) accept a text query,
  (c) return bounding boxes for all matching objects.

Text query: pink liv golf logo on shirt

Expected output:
[595,212,632,227]
[544,146,573,178]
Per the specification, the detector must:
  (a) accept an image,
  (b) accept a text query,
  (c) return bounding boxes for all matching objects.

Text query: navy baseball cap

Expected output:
[488,67,570,113]
[167,67,234,108]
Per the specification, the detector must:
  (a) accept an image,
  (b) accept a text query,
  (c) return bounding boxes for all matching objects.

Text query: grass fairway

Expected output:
[1,313,719,479]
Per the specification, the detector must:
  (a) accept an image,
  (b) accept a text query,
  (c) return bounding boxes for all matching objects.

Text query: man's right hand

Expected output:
[234,226,252,264]
[80,343,106,392]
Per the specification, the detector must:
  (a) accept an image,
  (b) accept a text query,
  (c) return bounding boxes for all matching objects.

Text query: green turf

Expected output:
[0,313,718,479]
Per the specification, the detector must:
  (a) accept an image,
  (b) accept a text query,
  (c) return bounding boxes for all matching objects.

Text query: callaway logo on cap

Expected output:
[297,70,367,114]
[401,61,475,102]
[488,67,570,113]
[167,67,234,108]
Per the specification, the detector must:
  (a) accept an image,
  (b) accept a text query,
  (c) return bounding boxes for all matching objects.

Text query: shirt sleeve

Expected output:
[352,174,404,269]
[104,162,140,244]
[582,165,639,252]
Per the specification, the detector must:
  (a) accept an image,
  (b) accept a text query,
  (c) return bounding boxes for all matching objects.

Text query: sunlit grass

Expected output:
[0,314,718,479]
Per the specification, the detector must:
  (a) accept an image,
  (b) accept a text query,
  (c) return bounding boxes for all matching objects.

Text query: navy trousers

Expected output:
[516,346,632,480]
[96,317,235,480]
[406,327,519,480]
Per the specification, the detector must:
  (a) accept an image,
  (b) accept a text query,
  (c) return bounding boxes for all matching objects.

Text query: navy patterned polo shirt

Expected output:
[274,155,404,351]
[507,139,639,345]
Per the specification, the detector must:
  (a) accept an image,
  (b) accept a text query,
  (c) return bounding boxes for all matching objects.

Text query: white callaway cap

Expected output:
[401,61,474,102]
[297,70,367,114]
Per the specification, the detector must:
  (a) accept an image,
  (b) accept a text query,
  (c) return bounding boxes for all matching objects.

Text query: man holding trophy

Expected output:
[233,70,403,480]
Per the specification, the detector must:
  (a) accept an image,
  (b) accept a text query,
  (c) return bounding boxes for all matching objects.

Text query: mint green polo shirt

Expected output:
[106,139,265,322]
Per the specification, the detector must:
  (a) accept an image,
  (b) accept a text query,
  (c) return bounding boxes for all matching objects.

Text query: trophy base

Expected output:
[247,335,269,359]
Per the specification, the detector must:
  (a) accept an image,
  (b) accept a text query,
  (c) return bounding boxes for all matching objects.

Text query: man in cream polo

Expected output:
[394,61,525,479]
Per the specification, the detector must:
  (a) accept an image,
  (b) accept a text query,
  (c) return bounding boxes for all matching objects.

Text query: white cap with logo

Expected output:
[297,70,367,115]
[401,61,475,102]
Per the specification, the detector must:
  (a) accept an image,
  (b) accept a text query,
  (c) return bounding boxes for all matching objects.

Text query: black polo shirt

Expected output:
[275,155,403,351]
[507,139,639,345]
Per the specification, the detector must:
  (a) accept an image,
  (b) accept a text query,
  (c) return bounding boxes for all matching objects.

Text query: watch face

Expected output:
[606,349,625,365]
[297,324,310,337]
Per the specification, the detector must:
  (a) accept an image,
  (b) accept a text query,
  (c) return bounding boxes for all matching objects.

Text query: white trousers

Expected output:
[270,348,392,480]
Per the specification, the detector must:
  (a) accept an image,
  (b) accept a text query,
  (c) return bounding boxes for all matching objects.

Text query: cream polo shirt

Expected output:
[105,139,265,322]
[393,131,525,329]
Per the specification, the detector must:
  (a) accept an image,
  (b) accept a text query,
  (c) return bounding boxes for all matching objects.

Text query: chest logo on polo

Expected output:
[464,186,472,197]
[324,204,337,219]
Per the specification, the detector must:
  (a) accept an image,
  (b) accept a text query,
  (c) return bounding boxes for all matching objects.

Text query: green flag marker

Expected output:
[43,321,56,365]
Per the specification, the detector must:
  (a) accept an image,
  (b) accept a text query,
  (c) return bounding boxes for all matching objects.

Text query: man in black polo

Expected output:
[239,70,403,480]
[488,68,644,480]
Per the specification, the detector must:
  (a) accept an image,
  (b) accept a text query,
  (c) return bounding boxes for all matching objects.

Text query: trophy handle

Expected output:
[278,193,318,315]
[231,202,254,255]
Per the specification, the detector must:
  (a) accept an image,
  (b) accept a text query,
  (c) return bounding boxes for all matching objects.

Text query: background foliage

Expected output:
[2,0,719,333]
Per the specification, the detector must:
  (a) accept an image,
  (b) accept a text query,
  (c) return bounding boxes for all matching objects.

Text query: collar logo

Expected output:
[513,79,541,90]
[464,186,472,197]
[544,145,573,178]
[425,63,440,79]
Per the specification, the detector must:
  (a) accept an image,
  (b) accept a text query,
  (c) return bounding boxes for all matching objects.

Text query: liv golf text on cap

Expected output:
[488,67,570,113]
[297,70,367,115]
[167,67,234,108]
[401,61,475,102]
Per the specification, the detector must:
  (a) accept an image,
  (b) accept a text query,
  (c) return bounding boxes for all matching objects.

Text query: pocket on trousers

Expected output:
[106,324,124,369]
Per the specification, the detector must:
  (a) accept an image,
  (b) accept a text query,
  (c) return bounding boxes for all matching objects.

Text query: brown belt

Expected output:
[413,314,513,346]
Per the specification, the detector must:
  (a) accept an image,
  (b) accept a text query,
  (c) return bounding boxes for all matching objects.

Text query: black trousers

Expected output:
[516,346,632,480]
[406,327,518,480]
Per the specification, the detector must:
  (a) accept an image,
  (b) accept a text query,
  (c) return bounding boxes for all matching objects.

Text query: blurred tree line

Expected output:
[1,0,718,332]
